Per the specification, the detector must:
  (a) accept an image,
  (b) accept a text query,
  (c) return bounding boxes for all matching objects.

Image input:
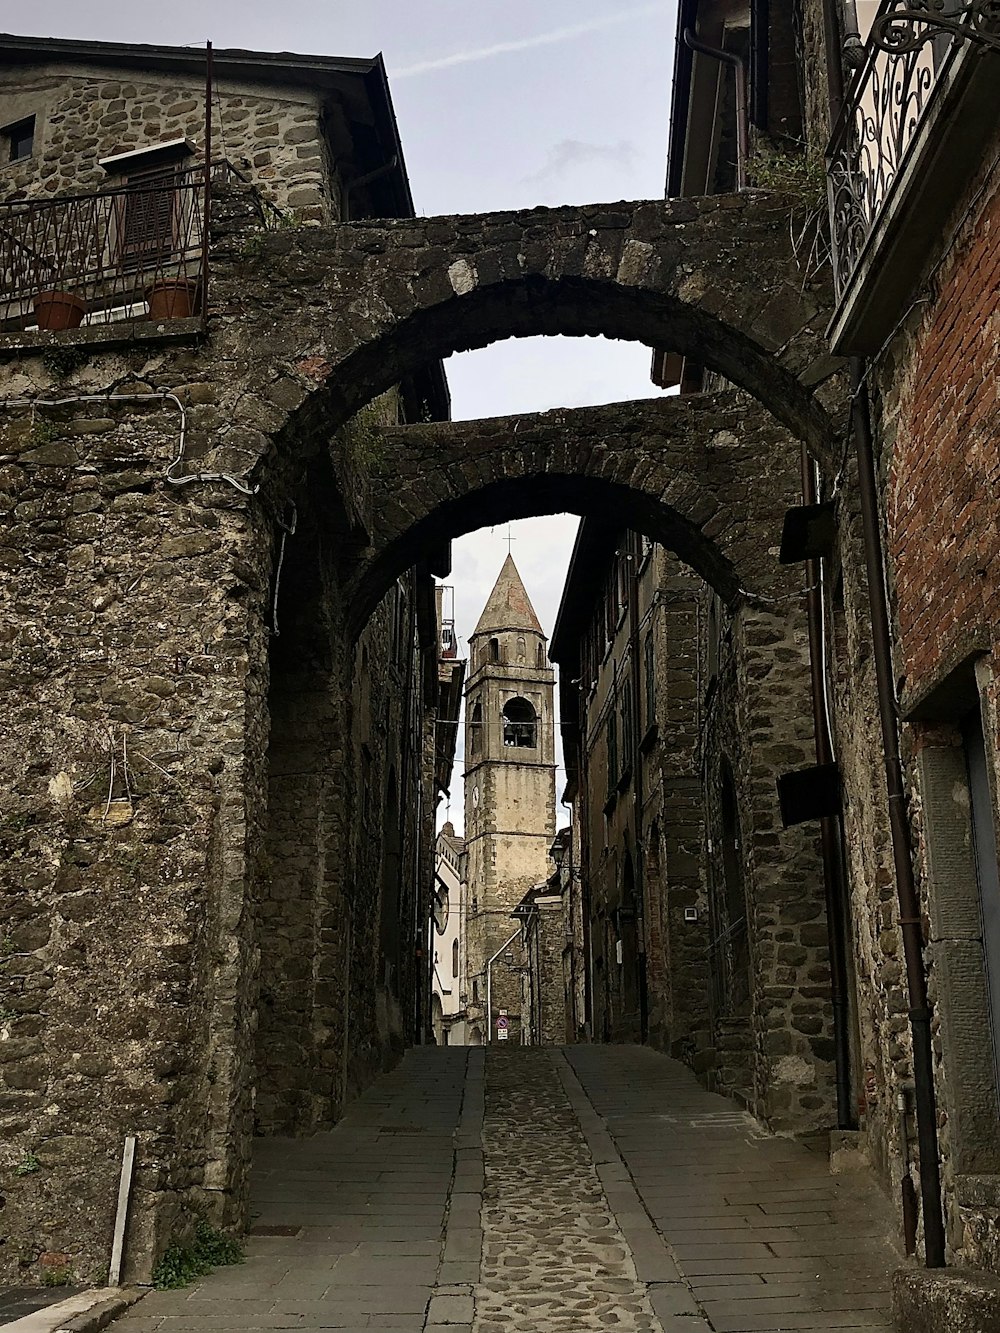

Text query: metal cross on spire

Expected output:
[503,524,516,556]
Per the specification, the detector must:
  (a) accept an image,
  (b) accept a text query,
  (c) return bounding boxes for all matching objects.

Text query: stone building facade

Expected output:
[461,557,557,1046]
[1,2,998,1318]
[551,517,830,1130]
[658,0,1000,1317]
[430,822,468,1046]
[0,36,449,1287]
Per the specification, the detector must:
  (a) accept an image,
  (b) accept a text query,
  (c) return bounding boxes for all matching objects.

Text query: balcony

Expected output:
[0,160,274,341]
[826,1,1000,352]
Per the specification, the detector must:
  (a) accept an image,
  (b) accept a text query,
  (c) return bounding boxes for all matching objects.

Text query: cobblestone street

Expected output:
[114,1046,899,1333]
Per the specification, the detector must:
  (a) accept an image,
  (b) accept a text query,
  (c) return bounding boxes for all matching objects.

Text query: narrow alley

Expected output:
[114,1047,897,1333]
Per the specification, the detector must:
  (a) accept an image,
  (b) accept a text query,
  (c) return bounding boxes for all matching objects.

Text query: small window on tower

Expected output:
[537,643,546,667]
[503,697,536,748]
[489,637,500,663]
[516,635,526,663]
[4,116,35,163]
[470,699,483,756]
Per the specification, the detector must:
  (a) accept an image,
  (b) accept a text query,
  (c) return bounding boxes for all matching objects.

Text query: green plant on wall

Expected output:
[15,1151,40,1176]
[40,1267,73,1288]
[343,399,392,477]
[152,1218,244,1290]
[28,418,60,447]
[747,141,826,208]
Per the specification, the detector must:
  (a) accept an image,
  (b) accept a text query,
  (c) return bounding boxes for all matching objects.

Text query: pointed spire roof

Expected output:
[472,555,544,638]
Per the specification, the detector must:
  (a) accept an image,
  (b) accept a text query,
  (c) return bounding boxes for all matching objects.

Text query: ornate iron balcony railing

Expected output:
[825,1,992,302]
[0,159,275,331]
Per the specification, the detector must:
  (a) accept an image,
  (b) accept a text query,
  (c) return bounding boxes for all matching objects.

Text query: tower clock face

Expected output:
[472,785,480,808]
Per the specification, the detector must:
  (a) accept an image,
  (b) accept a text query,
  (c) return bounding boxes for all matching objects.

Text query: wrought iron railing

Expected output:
[826,1,969,301]
[0,159,273,331]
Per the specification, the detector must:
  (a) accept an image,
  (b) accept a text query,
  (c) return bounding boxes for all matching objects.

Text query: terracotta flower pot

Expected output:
[34,290,86,331]
[146,278,200,320]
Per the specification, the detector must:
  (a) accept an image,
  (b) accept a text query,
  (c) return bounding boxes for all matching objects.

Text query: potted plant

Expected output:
[34,289,86,331]
[145,277,200,320]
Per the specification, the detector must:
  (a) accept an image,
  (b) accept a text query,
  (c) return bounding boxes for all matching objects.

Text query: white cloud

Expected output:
[392,4,663,78]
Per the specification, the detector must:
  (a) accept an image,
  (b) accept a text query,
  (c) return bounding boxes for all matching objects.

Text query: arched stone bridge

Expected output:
[344,390,802,634]
[208,188,839,498]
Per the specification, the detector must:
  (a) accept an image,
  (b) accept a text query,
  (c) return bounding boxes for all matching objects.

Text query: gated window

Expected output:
[4,116,35,163]
[470,699,483,756]
[503,697,536,748]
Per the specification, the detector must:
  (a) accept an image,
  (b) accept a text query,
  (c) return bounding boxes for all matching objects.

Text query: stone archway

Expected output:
[204,186,838,508]
[0,185,841,1282]
[343,389,804,635]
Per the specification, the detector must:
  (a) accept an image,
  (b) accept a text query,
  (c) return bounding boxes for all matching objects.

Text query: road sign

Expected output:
[496,1015,509,1030]
[497,1028,509,1040]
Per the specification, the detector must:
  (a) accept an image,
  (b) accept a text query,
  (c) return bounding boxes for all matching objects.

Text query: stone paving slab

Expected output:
[565,1045,899,1333]
[107,1044,900,1333]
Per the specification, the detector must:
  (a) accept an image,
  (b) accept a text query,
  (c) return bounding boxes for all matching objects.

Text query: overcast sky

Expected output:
[25,0,677,826]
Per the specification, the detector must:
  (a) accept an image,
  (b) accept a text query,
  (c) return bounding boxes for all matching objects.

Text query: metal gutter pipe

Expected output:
[850,357,946,1267]
[800,444,855,1129]
[682,28,748,190]
[628,542,650,1043]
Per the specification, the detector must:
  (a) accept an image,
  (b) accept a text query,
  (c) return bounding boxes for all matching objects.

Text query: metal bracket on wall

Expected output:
[871,2,1000,54]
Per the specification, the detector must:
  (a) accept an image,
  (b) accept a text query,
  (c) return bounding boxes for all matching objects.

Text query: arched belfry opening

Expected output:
[502,697,537,748]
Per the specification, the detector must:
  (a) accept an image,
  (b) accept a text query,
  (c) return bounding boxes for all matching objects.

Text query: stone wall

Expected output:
[0,360,271,1282]
[702,593,838,1133]
[1,63,338,220]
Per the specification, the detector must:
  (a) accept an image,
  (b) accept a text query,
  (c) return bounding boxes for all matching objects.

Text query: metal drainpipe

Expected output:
[578,696,596,1038]
[850,358,946,1268]
[821,0,846,124]
[682,29,748,190]
[627,544,650,1043]
[800,444,856,1129]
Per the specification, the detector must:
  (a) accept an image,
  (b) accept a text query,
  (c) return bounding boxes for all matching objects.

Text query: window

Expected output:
[117,167,183,272]
[620,680,634,777]
[516,635,526,663]
[644,632,655,728]
[470,699,483,757]
[489,637,500,663]
[4,116,35,163]
[503,697,536,748]
[452,939,459,978]
[537,642,545,667]
[606,709,618,792]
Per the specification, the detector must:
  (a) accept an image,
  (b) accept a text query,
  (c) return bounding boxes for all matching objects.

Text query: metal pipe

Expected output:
[800,444,855,1129]
[485,927,520,1044]
[682,28,748,190]
[627,543,650,1043]
[201,41,213,330]
[850,357,946,1267]
[821,0,847,124]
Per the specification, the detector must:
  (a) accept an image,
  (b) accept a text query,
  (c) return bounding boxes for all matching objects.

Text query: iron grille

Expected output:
[826,0,968,302]
[0,159,271,330]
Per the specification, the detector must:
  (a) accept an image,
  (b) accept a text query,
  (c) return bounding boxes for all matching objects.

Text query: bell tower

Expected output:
[463,555,556,1044]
